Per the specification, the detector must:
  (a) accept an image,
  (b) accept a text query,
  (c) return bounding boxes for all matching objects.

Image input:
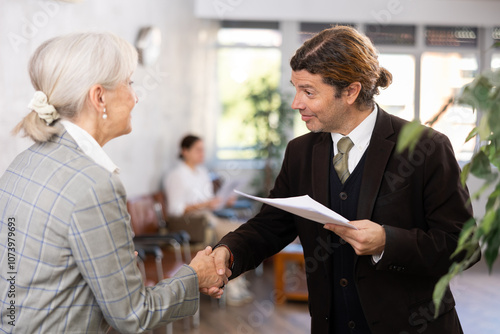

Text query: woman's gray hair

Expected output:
[14,31,138,142]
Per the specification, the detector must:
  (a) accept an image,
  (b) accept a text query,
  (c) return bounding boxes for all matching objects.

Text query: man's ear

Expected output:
[344,82,362,105]
[88,84,106,111]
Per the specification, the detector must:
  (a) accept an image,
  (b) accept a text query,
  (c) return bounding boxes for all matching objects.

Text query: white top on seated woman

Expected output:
[165,134,237,217]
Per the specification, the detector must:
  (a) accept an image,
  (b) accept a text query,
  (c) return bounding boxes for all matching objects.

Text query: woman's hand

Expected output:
[206,198,222,210]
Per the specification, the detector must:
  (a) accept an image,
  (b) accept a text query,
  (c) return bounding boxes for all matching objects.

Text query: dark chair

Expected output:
[154,191,215,245]
[128,194,191,262]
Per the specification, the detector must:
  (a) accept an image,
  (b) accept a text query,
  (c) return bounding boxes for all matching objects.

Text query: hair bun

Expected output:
[376,67,393,89]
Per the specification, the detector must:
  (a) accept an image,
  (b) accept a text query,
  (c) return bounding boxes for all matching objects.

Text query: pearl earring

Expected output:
[102,108,107,120]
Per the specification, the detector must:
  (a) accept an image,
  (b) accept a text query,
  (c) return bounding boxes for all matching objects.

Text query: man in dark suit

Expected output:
[209,26,475,333]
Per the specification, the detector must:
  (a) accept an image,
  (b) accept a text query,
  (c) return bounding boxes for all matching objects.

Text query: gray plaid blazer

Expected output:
[0,126,199,333]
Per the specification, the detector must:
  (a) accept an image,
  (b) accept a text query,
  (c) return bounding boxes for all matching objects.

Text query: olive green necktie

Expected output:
[333,137,354,184]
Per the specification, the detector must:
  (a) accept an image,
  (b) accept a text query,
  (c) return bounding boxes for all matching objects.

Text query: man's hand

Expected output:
[323,220,386,256]
[212,246,231,276]
[189,246,228,294]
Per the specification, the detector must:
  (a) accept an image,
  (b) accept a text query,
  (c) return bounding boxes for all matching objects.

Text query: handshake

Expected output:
[188,246,233,298]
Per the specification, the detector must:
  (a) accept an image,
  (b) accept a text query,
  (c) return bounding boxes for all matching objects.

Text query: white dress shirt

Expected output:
[330,105,384,262]
[60,120,119,174]
[330,104,378,173]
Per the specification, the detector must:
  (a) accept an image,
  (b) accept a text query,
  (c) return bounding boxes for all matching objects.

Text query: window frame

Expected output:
[212,23,498,165]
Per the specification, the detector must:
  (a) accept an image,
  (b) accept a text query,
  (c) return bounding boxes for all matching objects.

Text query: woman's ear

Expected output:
[180,148,187,159]
[88,84,106,111]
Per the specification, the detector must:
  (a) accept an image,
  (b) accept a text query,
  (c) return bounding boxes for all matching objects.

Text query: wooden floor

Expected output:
[454,259,500,334]
[164,259,500,334]
[165,261,310,334]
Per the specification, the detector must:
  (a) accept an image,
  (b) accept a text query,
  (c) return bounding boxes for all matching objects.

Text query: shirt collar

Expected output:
[60,120,120,174]
[330,104,378,153]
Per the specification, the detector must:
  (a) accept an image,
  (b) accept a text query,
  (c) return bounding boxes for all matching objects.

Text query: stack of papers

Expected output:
[234,190,357,230]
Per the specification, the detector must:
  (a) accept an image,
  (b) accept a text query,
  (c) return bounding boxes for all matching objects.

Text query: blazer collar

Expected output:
[48,122,80,151]
[356,106,396,219]
[311,132,332,207]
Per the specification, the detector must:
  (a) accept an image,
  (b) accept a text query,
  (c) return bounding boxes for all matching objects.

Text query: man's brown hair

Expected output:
[290,25,392,108]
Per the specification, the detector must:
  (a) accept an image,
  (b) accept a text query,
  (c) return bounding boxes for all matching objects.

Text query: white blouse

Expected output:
[164,161,214,216]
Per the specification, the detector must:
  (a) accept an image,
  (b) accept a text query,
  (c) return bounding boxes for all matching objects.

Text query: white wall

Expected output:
[195,0,500,26]
[0,0,218,197]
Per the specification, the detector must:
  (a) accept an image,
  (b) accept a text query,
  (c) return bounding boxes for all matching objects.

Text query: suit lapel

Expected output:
[311,133,336,280]
[357,107,396,220]
[311,133,331,207]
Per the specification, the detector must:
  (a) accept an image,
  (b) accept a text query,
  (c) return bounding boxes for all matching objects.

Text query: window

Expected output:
[492,28,500,70]
[492,27,500,45]
[216,22,282,160]
[493,54,500,69]
[376,54,415,121]
[214,22,496,162]
[299,22,355,43]
[493,28,500,70]
[425,26,478,48]
[420,53,478,161]
[365,24,416,46]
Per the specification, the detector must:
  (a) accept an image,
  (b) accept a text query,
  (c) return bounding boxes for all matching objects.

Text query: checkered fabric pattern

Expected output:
[0,128,199,333]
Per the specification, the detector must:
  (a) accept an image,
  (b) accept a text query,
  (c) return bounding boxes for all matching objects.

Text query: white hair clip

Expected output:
[28,91,60,125]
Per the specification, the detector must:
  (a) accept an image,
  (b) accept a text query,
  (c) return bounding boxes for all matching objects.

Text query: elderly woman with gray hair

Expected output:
[0,32,227,333]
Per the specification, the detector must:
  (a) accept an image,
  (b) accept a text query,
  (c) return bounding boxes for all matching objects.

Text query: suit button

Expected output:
[339,192,348,200]
[340,278,348,287]
[348,320,356,329]
[325,316,329,321]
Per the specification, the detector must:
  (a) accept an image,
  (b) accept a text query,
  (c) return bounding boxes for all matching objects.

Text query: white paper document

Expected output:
[215,179,244,210]
[234,190,357,230]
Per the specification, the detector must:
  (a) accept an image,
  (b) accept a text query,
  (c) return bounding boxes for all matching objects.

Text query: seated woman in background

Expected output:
[0,32,227,333]
[165,134,253,306]
[165,135,230,217]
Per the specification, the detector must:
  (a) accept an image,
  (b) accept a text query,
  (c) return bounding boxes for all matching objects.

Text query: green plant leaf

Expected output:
[456,218,477,248]
[485,183,500,211]
[469,150,492,180]
[479,208,497,235]
[477,115,491,141]
[460,162,471,187]
[465,127,478,143]
[425,97,453,127]
[484,225,500,271]
[396,121,426,153]
[433,272,452,318]
[433,262,461,318]
[451,219,478,259]
[433,247,480,318]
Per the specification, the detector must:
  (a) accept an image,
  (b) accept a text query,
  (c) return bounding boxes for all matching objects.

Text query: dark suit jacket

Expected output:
[219,108,475,333]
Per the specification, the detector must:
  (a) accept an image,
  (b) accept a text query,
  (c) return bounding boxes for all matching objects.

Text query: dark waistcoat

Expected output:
[329,149,371,334]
